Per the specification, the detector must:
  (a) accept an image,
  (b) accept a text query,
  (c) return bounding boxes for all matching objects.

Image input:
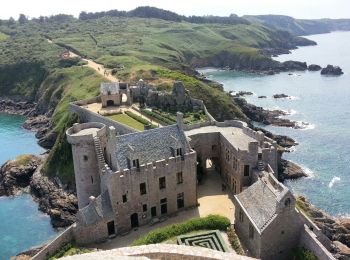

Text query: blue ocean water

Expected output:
[200,31,350,218]
[0,113,56,260]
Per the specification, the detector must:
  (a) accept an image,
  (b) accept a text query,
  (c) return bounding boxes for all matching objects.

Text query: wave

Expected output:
[295,121,315,130]
[302,166,315,179]
[329,176,341,188]
[287,96,300,100]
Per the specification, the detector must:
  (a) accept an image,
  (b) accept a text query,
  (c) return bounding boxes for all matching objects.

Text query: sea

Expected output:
[199,31,350,219]
[0,113,57,260]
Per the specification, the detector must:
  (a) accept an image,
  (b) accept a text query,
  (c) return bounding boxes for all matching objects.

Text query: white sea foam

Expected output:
[295,121,315,130]
[329,176,341,188]
[301,166,315,179]
[287,96,300,100]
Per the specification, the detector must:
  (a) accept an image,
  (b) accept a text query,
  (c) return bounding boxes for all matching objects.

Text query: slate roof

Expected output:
[114,125,190,170]
[100,82,119,95]
[79,190,113,225]
[236,179,278,231]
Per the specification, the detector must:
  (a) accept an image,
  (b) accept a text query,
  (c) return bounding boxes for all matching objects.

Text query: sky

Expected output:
[0,0,349,20]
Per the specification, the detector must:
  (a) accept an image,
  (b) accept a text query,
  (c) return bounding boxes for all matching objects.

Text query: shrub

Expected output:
[141,109,175,125]
[292,247,318,260]
[131,215,230,246]
[227,226,245,255]
[124,111,157,129]
[49,243,92,259]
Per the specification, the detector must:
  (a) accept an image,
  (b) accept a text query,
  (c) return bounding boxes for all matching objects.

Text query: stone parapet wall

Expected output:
[70,103,137,135]
[299,224,336,260]
[32,225,75,260]
[62,244,257,260]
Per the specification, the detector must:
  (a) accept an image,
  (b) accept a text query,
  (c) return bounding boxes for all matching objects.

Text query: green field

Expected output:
[107,113,145,131]
[0,10,313,185]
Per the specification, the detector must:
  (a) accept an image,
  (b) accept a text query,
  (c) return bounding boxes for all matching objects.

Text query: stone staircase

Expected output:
[257,160,265,171]
[93,136,106,169]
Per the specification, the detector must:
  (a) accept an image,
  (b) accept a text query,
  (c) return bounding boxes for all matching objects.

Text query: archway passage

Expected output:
[121,93,128,103]
[106,100,114,106]
[130,213,139,228]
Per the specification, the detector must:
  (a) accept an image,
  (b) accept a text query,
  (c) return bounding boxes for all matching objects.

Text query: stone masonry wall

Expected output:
[32,225,75,260]
[70,103,137,135]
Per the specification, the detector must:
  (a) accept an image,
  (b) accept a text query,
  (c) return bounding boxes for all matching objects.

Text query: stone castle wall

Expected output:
[70,103,137,135]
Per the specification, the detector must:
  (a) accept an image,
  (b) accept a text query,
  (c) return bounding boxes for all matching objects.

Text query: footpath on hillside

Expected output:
[47,38,118,82]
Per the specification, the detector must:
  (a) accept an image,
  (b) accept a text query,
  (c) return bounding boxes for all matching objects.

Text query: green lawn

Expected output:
[0,32,7,41]
[107,113,145,131]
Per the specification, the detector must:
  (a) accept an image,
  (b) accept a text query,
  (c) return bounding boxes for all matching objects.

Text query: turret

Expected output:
[66,122,107,209]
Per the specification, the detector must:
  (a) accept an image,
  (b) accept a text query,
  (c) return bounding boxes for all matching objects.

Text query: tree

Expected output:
[7,17,16,26]
[18,14,28,24]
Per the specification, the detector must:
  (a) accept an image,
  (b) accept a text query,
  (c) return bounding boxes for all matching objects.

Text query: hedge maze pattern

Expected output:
[177,230,228,252]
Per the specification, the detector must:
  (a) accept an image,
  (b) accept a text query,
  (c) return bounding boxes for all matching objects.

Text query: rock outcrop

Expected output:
[278,159,308,180]
[0,155,78,228]
[234,98,302,129]
[0,97,36,116]
[308,64,322,71]
[273,93,290,99]
[146,81,204,112]
[30,173,78,228]
[321,65,344,76]
[281,60,308,71]
[0,155,40,196]
[297,196,350,259]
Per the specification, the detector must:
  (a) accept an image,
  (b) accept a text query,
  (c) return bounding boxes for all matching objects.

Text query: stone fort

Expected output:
[32,81,335,260]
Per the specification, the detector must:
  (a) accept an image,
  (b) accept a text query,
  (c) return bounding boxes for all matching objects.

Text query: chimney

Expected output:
[176,112,184,130]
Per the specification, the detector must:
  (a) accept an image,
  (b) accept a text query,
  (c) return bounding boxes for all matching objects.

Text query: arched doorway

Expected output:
[121,93,128,104]
[130,213,139,228]
[106,100,114,106]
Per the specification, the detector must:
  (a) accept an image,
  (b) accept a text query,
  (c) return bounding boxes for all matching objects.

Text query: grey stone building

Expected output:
[234,170,303,260]
[100,82,132,107]
[66,113,197,244]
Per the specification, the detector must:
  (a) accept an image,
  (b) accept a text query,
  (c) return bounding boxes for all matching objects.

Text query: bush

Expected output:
[124,111,157,129]
[227,226,245,255]
[292,247,318,260]
[141,109,176,125]
[131,215,230,246]
[49,243,92,259]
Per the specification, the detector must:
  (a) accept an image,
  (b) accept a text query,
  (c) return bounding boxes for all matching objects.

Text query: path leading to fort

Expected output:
[91,170,235,250]
[47,38,118,82]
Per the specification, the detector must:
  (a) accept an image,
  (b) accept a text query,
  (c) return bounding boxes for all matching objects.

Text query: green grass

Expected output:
[10,154,38,167]
[49,243,92,259]
[107,113,145,131]
[131,215,230,246]
[292,247,318,260]
[0,32,7,41]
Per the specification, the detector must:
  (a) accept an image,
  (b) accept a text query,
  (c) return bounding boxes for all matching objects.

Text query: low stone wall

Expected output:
[299,224,336,260]
[32,225,76,260]
[183,119,247,131]
[70,103,138,135]
[61,244,256,260]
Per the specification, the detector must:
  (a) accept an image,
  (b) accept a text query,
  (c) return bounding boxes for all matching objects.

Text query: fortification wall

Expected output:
[60,244,256,260]
[299,224,336,260]
[32,225,75,260]
[70,103,137,135]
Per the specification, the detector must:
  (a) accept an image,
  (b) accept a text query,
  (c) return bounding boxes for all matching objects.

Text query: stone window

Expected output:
[177,192,184,209]
[159,177,166,190]
[177,172,183,184]
[140,182,147,195]
[133,159,140,169]
[143,204,147,212]
[285,198,291,207]
[176,148,183,156]
[239,209,244,222]
[122,194,127,203]
[249,224,254,239]
[244,165,250,176]
[83,155,88,161]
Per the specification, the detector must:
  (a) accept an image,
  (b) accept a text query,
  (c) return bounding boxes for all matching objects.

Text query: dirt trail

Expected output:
[47,38,118,82]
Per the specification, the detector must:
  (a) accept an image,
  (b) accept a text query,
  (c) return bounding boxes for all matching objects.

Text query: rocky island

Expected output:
[321,65,344,75]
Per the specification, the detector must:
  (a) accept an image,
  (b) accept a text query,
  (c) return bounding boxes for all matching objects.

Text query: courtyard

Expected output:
[90,169,235,250]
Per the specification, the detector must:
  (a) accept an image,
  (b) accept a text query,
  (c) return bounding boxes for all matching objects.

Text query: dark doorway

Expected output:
[130,213,139,228]
[151,206,157,217]
[106,100,114,106]
[107,221,115,236]
[160,198,168,215]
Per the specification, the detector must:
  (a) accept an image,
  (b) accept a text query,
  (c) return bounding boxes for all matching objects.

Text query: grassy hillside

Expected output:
[244,15,350,36]
[0,13,313,186]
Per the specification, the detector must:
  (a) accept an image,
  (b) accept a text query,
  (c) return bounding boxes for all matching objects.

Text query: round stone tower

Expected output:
[66,122,107,209]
